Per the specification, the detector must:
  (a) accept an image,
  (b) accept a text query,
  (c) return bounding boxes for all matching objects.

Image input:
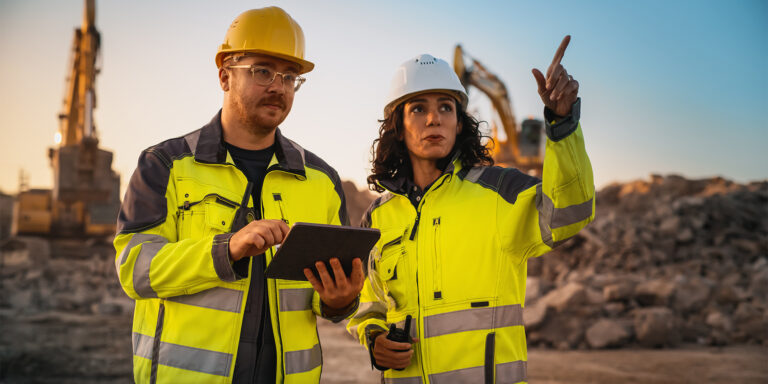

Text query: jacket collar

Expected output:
[190,110,306,176]
[378,150,461,195]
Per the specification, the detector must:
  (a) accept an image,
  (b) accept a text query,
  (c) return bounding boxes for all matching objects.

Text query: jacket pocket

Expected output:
[378,237,409,310]
[177,194,238,239]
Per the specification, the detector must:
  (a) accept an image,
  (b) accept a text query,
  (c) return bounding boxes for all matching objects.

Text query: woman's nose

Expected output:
[426,109,441,126]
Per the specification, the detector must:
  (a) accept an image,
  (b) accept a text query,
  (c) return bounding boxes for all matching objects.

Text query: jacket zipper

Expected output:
[150,299,166,384]
[432,217,442,300]
[272,193,289,224]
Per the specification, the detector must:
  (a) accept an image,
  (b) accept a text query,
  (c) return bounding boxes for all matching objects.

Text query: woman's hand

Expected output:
[532,35,579,117]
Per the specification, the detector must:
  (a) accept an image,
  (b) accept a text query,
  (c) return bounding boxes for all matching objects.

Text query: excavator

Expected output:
[12,0,120,237]
[453,45,544,176]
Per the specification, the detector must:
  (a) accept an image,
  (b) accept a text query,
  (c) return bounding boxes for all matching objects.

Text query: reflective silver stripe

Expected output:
[184,130,201,157]
[424,305,523,338]
[354,301,388,318]
[551,197,593,229]
[496,360,527,383]
[117,233,166,270]
[133,238,168,298]
[536,183,554,248]
[159,340,232,377]
[536,183,593,247]
[279,288,314,312]
[284,343,322,375]
[385,376,424,384]
[464,167,485,184]
[395,318,419,340]
[133,332,153,359]
[167,286,243,313]
[429,365,484,384]
[133,332,233,377]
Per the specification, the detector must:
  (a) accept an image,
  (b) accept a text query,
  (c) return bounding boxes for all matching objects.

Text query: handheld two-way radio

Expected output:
[385,315,412,371]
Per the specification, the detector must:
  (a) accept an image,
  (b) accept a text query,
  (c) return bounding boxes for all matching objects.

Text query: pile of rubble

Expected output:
[525,175,768,349]
[0,237,133,382]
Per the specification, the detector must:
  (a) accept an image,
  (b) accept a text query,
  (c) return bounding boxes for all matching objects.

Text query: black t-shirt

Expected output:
[224,141,277,384]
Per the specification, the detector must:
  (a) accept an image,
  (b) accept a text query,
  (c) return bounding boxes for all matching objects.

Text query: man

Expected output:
[114,7,363,384]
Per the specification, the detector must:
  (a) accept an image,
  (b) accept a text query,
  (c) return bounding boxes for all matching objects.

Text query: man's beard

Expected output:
[231,92,287,136]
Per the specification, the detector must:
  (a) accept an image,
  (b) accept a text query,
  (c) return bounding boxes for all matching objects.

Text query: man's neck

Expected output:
[221,108,276,150]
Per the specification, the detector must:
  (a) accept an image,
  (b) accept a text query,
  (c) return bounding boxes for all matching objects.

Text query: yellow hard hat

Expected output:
[215,7,314,73]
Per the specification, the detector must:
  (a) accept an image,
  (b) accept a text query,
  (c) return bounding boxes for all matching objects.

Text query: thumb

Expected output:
[531,68,546,94]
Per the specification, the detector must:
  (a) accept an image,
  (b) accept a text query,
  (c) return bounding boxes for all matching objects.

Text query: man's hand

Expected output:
[303,257,364,310]
[532,35,579,117]
[372,332,419,370]
[228,219,289,261]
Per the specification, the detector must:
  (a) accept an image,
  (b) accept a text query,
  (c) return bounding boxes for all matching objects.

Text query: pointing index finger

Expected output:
[550,35,571,67]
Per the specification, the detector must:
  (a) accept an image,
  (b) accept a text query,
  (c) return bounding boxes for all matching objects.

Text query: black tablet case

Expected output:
[265,222,381,281]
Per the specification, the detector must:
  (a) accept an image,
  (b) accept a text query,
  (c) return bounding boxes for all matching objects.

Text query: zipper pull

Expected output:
[183,201,190,210]
[409,211,421,241]
[273,193,289,224]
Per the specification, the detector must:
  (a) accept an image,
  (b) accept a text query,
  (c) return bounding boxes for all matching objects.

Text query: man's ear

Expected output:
[218,67,230,92]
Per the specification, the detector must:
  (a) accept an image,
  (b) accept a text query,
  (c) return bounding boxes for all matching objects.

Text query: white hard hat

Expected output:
[384,54,468,118]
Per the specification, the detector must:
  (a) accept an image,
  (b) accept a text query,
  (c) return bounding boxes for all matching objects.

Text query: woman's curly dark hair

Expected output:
[366,102,495,192]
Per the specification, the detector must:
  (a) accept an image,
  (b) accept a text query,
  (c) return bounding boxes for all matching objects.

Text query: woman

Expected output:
[347,36,594,383]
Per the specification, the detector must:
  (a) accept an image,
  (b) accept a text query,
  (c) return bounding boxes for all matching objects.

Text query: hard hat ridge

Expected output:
[215,6,314,73]
[384,54,468,118]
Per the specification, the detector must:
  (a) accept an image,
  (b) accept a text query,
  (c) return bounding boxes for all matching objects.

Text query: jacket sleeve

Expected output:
[113,149,243,300]
[496,98,595,262]
[346,202,388,348]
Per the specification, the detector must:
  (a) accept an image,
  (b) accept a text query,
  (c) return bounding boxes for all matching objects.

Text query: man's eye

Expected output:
[252,67,272,77]
[283,73,297,82]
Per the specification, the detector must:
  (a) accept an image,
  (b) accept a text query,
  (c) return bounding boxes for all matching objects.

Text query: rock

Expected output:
[749,268,768,302]
[536,313,584,349]
[604,282,634,302]
[603,302,625,317]
[635,279,676,306]
[542,282,586,312]
[705,311,733,332]
[634,307,678,347]
[673,278,711,312]
[523,300,549,330]
[586,319,631,349]
[526,277,543,302]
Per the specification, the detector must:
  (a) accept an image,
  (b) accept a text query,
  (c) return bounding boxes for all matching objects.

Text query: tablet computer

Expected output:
[265,222,381,281]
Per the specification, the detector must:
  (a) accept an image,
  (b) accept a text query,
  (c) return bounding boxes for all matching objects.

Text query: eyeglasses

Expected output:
[226,64,306,92]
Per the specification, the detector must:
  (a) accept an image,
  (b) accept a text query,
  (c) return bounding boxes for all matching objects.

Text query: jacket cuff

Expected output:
[212,233,248,282]
[544,97,581,142]
[366,325,388,371]
[321,295,360,323]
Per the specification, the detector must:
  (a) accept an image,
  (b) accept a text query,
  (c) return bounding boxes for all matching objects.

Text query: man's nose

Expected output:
[266,75,286,94]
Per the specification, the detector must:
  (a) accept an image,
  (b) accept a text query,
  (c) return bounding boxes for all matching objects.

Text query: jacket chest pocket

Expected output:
[376,234,411,311]
[177,194,238,239]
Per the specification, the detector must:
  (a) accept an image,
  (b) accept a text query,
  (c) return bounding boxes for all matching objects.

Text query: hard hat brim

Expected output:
[384,89,467,119]
[216,49,315,74]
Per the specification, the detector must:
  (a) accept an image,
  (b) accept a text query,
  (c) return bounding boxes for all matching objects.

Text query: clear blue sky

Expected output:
[1,0,766,196]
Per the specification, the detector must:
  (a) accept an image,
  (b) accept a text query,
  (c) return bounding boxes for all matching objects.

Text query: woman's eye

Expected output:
[410,105,423,113]
[440,104,454,112]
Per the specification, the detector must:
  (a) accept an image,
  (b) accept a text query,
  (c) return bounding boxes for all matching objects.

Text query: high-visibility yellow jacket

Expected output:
[348,102,594,384]
[114,112,349,384]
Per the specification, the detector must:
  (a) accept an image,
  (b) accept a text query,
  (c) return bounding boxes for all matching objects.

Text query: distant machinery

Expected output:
[453,45,544,176]
[13,0,120,237]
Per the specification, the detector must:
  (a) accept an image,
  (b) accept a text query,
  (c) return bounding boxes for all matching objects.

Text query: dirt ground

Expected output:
[317,319,768,384]
[1,313,765,383]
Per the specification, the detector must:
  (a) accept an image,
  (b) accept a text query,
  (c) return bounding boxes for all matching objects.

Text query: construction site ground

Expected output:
[3,311,765,383]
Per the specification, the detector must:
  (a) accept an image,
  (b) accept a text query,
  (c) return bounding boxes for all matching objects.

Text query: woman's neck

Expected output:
[410,157,442,190]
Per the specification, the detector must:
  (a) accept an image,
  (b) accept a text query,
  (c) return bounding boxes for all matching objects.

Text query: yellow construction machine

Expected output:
[453,45,544,176]
[12,0,120,237]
